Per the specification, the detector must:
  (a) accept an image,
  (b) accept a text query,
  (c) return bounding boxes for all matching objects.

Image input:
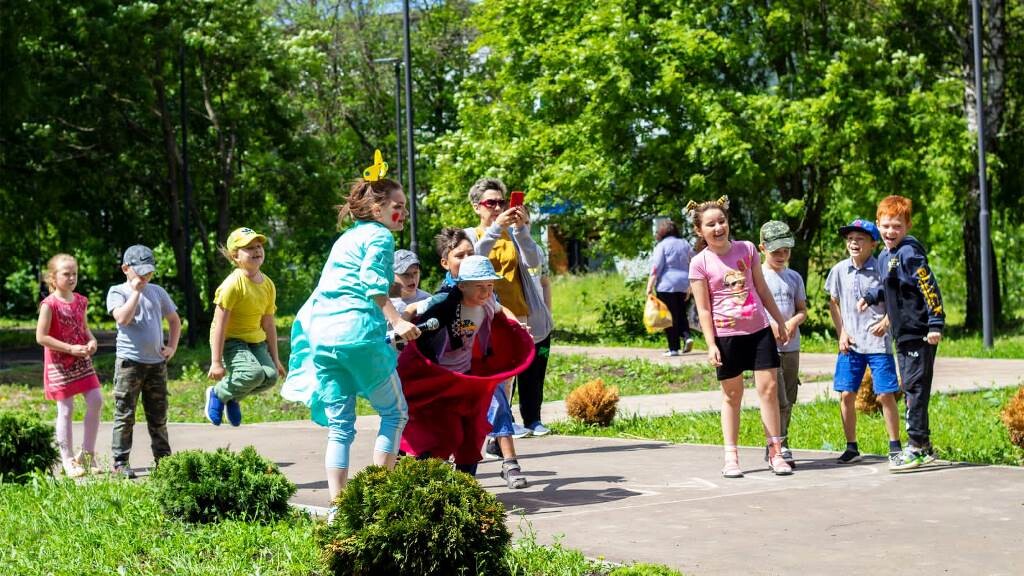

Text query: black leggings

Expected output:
[656,291,692,352]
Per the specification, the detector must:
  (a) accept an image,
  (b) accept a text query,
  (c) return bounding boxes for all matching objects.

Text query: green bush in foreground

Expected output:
[321,458,511,576]
[150,446,296,523]
[0,410,59,484]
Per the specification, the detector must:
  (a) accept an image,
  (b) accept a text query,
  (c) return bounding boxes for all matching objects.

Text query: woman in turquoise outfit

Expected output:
[283,152,421,501]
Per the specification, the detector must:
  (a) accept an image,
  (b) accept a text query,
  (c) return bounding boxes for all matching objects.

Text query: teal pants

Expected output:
[214,339,277,401]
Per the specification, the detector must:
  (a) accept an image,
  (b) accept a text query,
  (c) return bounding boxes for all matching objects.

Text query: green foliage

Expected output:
[149,446,296,524]
[321,458,511,576]
[609,564,685,576]
[0,411,58,484]
[599,291,652,342]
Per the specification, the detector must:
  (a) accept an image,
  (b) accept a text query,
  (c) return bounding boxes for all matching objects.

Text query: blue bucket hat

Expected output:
[455,255,502,283]
[838,218,880,241]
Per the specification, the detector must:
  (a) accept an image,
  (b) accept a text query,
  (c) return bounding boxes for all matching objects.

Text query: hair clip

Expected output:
[716,195,730,210]
[363,149,389,182]
[684,200,699,218]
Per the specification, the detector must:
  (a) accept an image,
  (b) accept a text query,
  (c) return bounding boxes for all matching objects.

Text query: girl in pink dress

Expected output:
[687,197,793,478]
[35,254,103,477]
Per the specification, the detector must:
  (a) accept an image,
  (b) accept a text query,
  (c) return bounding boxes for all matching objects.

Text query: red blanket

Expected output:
[397,315,535,464]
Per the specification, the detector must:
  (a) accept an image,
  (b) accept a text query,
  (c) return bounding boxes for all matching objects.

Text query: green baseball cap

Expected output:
[760,220,795,251]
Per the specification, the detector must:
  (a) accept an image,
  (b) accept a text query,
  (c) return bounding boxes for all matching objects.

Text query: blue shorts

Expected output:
[833,351,899,394]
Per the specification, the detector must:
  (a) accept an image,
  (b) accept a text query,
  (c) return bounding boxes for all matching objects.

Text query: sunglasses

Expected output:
[479,198,506,209]
[725,279,745,288]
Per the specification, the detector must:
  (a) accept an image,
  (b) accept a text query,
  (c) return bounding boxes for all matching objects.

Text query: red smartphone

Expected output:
[509,190,525,209]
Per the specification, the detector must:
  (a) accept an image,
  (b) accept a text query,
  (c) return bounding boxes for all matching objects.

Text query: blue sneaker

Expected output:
[205,386,223,426]
[527,422,551,436]
[225,399,242,427]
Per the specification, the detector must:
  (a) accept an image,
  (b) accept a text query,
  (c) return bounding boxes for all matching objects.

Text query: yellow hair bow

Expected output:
[363,149,389,182]
[684,195,730,219]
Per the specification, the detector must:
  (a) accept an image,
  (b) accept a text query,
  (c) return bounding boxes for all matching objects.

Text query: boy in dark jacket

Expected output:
[859,195,944,472]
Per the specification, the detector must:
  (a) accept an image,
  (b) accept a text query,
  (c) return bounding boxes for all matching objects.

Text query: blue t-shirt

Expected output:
[825,256,890,354]
[106,283,178,364]
[651,236,694,293]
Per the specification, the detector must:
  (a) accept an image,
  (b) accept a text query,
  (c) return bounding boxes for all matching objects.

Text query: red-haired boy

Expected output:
[858,195,944,472]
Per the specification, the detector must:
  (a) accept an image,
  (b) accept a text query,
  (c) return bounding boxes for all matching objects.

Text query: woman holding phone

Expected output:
[465,178,553,438]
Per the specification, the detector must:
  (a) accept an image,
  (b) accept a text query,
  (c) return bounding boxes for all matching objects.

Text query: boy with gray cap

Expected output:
[758,220,807,468]
[107,245,181,478]
[390,249,431,316]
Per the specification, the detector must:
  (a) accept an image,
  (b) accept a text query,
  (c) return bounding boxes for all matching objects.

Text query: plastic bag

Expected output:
[643,294,673,333]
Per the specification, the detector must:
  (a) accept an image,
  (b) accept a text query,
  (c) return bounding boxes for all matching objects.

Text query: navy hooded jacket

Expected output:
[863,236,944,347]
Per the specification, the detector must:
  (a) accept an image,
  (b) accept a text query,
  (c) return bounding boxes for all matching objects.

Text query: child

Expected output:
[859,196,944,472]
[205,227,286,427]
[390,249,431,316]
[758,221,806,468]
[35,254,103,477]
[686,197,793,478]
[826,219,903,467]
[107,245,182,478]
[282,151,420,503]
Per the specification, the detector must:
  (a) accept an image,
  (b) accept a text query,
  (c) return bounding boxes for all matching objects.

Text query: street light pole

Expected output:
[402,0,418,253]
[971,0,994,349]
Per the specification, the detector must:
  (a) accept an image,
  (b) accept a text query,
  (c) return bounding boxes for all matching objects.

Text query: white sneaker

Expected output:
[662,350,681,357]
[683,338,694,353]
[528,422,551,436]
[511,423,533,439]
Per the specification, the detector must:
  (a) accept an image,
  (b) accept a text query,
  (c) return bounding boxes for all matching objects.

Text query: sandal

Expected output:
[722,449,743,478]
[501,461,528,489]
[62,458,86,479]
[769,452,793,476]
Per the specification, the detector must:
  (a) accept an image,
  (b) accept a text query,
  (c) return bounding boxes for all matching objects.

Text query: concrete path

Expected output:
[79,419,1024,575]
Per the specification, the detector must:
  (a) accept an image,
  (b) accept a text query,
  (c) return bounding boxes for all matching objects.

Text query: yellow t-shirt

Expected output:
[477,227,529,317]
[213,269,277,343]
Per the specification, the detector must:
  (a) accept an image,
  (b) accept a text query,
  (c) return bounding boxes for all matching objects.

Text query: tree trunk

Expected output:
[962,0,1005,330]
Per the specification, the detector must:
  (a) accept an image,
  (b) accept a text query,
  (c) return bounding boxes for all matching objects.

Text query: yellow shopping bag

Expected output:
[643,294,673,333]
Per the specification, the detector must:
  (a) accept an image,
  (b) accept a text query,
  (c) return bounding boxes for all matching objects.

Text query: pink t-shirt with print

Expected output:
[688,240,769,338]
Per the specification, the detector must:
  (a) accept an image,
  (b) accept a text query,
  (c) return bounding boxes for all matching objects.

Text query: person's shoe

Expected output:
[483,438,503,459]
[225,399,243,427]
[780,447,796,469]
[326,506,337,525]
[501,461,528,489]
[919,445,937,466]
[112,462,137,480]
[527,422,551,437]
[62,458,86,478]
[889,447,924,472]
[683,338,694,353]
[722,456,744,478]
[205,386,223,426]
[768,452,793,476]
[663,350,681,357]
[887,451,903,471]
[836,449,862,464]
[511,423,532,439]
[74,450,102,475]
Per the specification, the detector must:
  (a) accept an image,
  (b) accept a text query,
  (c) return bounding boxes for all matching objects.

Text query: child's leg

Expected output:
[896,342,936,449]
[81,387,103,455]
[719,376,744,447]
[779,351,800,444]
[112,359,143,466]
[324,396,358,501]
[840,391,858,442]
[363,371,409,468]
[55,396,76,461]
[248,342,280,396]
[752,368,781,439]
[866,353,903,446]
[878,393,901,442]
[834,351,868,445]
[139,362,172,461]
[214,339,268,402]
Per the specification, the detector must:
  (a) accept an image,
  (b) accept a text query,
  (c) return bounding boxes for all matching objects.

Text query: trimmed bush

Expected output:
[0,410,59,484]
[1001,386,1024,449]
[320,457,511,576]
[566,379,620,426]
[149,446,296,523]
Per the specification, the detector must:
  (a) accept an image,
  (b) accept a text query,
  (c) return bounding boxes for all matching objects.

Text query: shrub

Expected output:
[855,366,903,414]
[1000,386,1024,449]
[320,457,511,576]
[566,379,620,427]
[599,291,649,341]
[149,446,296,523]
[0,410,59,484]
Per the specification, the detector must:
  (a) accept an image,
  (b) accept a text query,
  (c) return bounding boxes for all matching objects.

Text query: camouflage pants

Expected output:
[111,358,171,465]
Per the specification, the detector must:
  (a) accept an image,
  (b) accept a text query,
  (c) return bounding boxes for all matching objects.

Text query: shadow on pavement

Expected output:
[493,475,643,515]
[514,441,670,462]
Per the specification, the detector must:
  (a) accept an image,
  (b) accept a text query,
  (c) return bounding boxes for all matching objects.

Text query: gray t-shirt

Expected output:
[825,256,890,354]
[762,266,806,353]
[107,283,178,364]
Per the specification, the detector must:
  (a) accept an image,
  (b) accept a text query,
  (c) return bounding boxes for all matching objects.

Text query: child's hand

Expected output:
[129,275,149,292]
[926,331,942,345]
[161,344,177,361]
[856,298,869,312]
[868,317,889,337]
[707,344,722,367]
[208,361,226,381]
[393,319,422,342]
[85,341,98,356]
[838,330,852,353]
[68,344,90,358]
[275,359,287,378]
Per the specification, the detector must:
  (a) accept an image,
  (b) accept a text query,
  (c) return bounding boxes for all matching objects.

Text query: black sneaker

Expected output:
[113,463,137,479]
[836,449,862,464]
[484,438,502,459]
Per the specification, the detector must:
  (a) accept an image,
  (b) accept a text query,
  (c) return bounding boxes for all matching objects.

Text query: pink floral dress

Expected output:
[41,293,100,400]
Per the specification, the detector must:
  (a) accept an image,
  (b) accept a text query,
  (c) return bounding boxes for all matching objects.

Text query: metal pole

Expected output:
[971,0,994,349]
[394,60,403,183]
[179,42,198,347]
[402,0,418,253]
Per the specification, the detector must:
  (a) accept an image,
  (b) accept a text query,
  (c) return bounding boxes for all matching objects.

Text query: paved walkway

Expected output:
[69,347,1024,574]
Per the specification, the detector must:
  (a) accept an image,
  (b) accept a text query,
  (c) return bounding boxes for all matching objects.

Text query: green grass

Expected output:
[553,387,1024,467]
[0,477,681,575]
[546,354,720,399]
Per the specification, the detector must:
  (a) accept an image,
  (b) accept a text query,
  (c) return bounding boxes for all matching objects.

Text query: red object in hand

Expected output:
[509,190,525,208]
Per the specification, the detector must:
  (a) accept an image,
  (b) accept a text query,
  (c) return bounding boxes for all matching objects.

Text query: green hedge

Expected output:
[0,411,59,484]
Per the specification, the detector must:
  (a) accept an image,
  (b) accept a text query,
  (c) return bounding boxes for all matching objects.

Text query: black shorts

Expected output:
[715,327,780,380]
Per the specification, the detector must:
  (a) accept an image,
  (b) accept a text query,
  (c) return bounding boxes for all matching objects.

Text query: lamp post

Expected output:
[971,0,994,349]
[402,0,418,253]
[373,57,403,182]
